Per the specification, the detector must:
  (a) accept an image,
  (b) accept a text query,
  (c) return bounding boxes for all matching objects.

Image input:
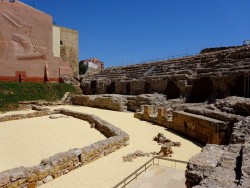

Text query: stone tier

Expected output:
[81,46,250,101]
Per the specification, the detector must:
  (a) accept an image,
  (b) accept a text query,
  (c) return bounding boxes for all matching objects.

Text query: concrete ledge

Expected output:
[0,109,129,188]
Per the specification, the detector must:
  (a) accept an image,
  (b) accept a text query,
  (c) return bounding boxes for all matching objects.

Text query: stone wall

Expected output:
[0,109,129,188]
[0,111,54,122]
[134,105,230,145]
[171,111,229,144]
[71,93,175,112]
[81,46,250,101]
[71,95,128,111]
[59,27,79,75]
[185,117,250,187]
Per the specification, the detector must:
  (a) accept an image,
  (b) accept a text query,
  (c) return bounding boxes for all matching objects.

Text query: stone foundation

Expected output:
[185,117,250,187]
[0,111,55,122]
[135,105,231,145]
[172,111,229,144]
[0,109,129,188]
[71,94,128,111]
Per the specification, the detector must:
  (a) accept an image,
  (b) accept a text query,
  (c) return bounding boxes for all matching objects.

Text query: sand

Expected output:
[0,106,202,188]
[0,115,106,171]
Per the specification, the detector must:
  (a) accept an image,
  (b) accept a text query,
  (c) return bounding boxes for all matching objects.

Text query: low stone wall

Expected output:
[134,105,230,145]
[172,111,229,144]
[71,95,127,111]
[185,117,250,187]
[0,111,55,122]
[0,109,129,188]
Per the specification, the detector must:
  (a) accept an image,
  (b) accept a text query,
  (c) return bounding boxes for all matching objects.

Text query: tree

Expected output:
[79,63,88,75]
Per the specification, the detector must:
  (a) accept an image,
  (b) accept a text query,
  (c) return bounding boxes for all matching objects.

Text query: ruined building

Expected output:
[81,46,250,100]
[77,45,250,187]
[79,58,104,70]
[0,0,78,82]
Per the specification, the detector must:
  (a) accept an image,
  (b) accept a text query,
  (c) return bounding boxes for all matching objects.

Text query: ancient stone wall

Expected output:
[71,95,128,111]
[185,117,250,188]
[134,105,230,145]
[71,93,174,112]
[81,46,250,101]
[171,111,229,144]
[59,27,79,75]
[0,111,55,122]
[0,109,129,188]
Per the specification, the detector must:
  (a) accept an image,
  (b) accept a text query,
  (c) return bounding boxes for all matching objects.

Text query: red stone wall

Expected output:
[0,1,73,82]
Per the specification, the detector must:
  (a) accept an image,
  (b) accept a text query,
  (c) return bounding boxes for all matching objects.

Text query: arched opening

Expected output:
[90,80,97,94]
[126,83,131,95]
[106,82,116,94]
[166,81,180,99]
[230,76,246,97]
[144,82,150,94]
[189,77,213,103]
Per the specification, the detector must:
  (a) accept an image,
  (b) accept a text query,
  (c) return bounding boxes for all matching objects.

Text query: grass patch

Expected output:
[0,82,78,112]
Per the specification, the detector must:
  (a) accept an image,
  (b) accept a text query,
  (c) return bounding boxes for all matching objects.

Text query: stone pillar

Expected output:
[143,105,153,117]
[157,108,166,119]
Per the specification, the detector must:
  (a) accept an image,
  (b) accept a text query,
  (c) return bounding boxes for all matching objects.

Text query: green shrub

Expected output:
[0,82,77,112]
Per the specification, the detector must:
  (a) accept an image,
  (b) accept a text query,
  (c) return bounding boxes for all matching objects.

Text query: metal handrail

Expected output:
[112,156,188,188]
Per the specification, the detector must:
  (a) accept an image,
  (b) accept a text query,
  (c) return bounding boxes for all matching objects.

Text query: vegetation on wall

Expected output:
[0,82,77,111]
[79,63,88,75]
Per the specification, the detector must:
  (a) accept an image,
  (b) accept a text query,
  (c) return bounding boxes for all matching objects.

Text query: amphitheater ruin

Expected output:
[0,44,250,188]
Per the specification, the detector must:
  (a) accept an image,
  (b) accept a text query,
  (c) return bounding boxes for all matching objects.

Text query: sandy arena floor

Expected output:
[0,114,106,171]
[0,106,202,188]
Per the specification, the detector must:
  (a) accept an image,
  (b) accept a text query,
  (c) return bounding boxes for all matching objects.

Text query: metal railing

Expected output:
[112,156,188,188]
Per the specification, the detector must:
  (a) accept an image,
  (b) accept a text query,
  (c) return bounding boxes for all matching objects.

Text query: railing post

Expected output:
[124,179,126,188]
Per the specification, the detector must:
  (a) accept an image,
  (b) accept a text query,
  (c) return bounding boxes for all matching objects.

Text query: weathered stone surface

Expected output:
[71,94,127,111]
[60,76,80,88]
[0,111,55,122]
[0,1,74,82]
[159,142,173,156]
[185,144,226,187]
[215,97,250,116]
[122,150,156,162]
[43,175,53,183]
[0,173,10,187]
[80,46,250,101]
[186,119,250,188]
[231,117,250,144]
[31,105,49,111]
[185,105,243,123]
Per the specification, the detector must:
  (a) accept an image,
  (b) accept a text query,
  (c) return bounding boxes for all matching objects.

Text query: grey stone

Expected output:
[43,175,53,183]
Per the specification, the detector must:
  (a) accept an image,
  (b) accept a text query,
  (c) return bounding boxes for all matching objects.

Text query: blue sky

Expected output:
[21,0,250,67]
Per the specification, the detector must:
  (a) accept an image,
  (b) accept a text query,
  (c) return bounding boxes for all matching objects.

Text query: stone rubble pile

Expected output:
[153,133,181,147]
[122,150,158,162]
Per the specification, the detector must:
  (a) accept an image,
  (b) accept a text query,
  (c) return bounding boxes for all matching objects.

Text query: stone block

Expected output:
[143,105,154,117]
